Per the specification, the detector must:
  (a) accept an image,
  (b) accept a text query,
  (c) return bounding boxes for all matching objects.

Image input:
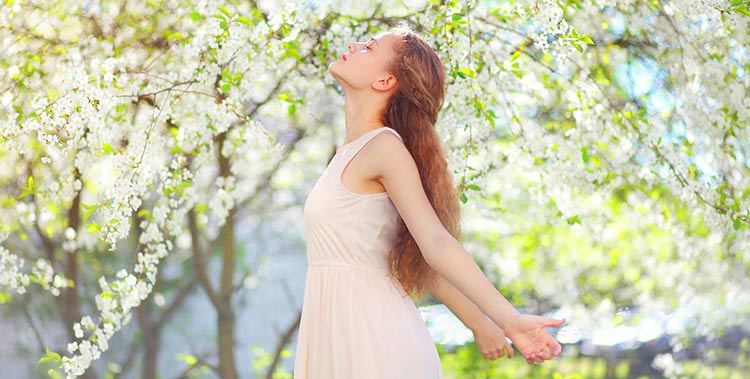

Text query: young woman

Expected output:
[293,25,566,378]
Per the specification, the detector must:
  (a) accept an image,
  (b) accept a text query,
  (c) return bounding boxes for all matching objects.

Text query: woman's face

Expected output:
[328,31,401,92]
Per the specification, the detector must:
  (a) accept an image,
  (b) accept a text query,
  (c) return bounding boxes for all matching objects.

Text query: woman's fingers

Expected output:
[551,342,562,355]
[483,348,505,360]
[542,349,552,360]
[544,317,566,327]
[525,348,558,364]
[525,352,540,364]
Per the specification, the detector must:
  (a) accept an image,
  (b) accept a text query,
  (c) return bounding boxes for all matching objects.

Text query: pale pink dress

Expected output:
[293,126,443,378]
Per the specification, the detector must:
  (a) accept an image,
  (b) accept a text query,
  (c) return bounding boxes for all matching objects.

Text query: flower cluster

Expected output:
[1,0,748,377]
[0,247,70,296]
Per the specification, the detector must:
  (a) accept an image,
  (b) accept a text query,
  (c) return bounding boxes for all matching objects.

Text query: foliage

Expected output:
[0,0,748,378]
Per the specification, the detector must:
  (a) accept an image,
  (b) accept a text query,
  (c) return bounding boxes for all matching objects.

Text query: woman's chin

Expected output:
[328,60,343,73]
[327,66,344,84]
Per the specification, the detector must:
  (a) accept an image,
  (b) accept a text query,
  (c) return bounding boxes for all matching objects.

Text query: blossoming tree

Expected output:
[1,0,748,378]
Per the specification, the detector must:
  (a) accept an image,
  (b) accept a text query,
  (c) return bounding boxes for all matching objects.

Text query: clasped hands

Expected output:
[471,313,566,364]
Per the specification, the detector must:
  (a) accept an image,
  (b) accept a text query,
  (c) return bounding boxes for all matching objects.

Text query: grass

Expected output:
[438,343,749,379]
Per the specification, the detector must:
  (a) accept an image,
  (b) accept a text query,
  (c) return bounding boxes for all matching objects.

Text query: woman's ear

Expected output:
[372,73,397,92]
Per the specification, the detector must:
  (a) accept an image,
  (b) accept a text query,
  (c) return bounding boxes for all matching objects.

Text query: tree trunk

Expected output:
[215,132,239,379]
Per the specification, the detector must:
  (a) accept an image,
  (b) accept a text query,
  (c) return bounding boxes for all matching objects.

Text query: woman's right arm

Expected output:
[425,273,489,333]
[422,231,565,363]
[426,272,514,360]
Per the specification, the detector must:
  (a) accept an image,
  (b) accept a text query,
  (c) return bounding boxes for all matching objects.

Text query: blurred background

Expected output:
[1,0,749,378]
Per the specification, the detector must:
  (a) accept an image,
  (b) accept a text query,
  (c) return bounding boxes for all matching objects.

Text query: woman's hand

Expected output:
[471,317,513,360]
[504,314,566,364]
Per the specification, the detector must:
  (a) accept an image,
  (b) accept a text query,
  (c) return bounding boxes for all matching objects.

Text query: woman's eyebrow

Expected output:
[367,38,379,47]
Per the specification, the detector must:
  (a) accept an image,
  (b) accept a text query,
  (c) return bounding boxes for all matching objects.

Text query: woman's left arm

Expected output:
[370,133,564,363]
[371,133,520,330]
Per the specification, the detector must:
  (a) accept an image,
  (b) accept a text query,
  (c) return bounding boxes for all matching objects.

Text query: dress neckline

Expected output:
[336,127,388,155]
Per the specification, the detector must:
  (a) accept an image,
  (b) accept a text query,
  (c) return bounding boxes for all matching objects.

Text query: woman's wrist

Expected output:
[496,312,522,335]
[469,314,495,333]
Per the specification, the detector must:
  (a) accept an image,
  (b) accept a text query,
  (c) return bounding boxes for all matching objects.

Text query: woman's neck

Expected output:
[342,90,389,143]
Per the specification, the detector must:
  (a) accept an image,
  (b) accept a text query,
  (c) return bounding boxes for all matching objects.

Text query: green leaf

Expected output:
[218,5,231,17]
[281,40,301,60]
[87,222,100,233]
[221,83,231,93]
[566,215,581,225]
[18,176,36,199]
[459,192,468,204]
[733,217,742,230]
[485,112,496,128]
[166,32,183,41]
[100,291,115,299]
[236,16,253,26]
[82,203,100,222]
[101,143,114,155]
[195,203,208,214]
[176,353,198,366]
[581,146,590,164]
[571,41,583,52]
[38,348,61,364]
[189,11,204,21]
[251,7,264,21]
[466,184,481,191]
[579,35,594,45]
[456,67,476,79]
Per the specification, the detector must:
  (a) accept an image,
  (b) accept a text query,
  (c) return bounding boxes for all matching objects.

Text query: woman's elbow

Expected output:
[422,229,453,265]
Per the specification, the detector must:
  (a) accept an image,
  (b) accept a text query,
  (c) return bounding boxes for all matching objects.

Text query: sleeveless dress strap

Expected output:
[338,127,403,170]
[334,127,404,197]
[379,126,403,142]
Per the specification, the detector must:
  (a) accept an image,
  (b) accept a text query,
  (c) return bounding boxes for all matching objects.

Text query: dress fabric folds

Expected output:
[293,126,443,379]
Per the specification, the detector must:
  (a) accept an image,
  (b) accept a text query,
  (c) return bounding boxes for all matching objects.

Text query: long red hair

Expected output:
[383,26,462,299]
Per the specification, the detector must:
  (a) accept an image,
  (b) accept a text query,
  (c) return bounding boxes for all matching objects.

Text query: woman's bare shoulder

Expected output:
[360,130,411,177]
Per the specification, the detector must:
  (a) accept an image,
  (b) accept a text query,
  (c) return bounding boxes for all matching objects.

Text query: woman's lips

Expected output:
[341,54,347,61]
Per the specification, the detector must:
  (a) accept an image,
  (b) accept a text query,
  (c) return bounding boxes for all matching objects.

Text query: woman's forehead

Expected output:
[372,32,402,45]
